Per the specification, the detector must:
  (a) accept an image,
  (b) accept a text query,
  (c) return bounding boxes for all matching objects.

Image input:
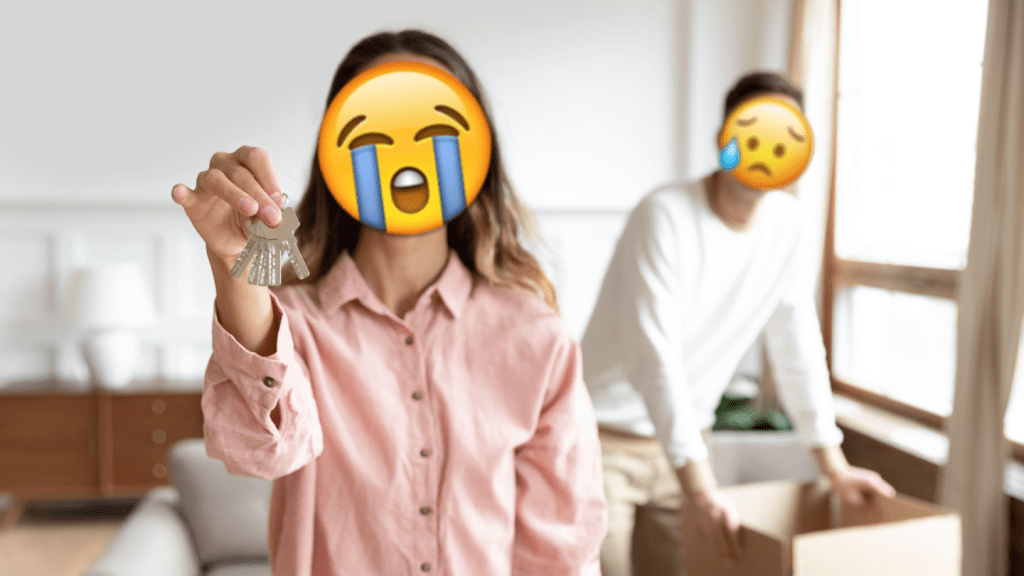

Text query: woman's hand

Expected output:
[172,146,285,354]
[690,489,742,560]
[171,146,285,270]
[828,466,897,505]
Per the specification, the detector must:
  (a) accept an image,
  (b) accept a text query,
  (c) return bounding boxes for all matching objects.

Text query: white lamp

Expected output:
[65,262,156,389]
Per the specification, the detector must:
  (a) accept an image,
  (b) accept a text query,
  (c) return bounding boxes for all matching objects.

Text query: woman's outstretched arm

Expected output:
[173,146,323,479]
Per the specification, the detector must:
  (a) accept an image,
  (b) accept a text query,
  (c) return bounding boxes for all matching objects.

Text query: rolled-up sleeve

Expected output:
[202,290,323,480]
[512,334,606,576]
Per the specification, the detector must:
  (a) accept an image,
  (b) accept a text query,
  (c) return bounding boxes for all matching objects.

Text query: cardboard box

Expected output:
[681,480,961,576]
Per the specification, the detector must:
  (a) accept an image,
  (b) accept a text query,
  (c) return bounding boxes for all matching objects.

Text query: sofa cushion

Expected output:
[168,439,272,564]
[84,487,201,576]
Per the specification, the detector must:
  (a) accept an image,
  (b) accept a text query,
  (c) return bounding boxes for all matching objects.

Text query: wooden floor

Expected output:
[0,499,132,576]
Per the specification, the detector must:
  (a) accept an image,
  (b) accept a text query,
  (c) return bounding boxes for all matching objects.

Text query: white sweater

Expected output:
[581,176,843,468]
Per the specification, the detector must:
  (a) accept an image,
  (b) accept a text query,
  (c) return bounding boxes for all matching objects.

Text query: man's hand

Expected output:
[812,445,896,505]
[677,458,741,560]
[828,466,896,505]
[689,489,742,559]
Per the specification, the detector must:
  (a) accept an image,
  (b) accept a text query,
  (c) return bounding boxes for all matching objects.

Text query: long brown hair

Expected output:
[282,30,556,310]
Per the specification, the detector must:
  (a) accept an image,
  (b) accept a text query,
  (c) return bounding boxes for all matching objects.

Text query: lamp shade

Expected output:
[65,262,157,329]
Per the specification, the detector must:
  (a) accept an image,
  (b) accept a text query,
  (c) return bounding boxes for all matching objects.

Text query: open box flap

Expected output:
[840,492,957,527]
[684,481,962,576]
[792,513,961,576]
[681,519,788,576]
[722,479,832,539]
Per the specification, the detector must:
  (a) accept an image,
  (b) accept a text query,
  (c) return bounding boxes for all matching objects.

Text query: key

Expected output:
[230,220,269,285]
[268,239,281,287]
[230,205,310,286]
[229,224,260,279]
[245,230,269,286]
[261,207,309,280]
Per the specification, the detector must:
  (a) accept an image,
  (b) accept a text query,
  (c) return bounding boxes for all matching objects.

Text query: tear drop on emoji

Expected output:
[318,61,492,235]
[717,96,813,190]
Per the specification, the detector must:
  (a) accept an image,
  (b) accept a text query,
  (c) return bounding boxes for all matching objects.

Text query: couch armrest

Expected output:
[84,487,202,576]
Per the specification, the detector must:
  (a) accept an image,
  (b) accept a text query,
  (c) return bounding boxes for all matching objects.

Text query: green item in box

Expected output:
[712,393,793,432]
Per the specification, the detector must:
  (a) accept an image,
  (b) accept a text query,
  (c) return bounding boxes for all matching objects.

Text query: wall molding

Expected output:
[0,202,630,389]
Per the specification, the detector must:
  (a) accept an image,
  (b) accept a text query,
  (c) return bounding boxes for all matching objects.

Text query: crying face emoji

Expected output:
[717,96,813,190]
[318,61,492,235]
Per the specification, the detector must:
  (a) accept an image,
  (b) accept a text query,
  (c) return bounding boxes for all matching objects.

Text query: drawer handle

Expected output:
[152,429,167,444]
[151,400,167,415]
[152,463,167,479]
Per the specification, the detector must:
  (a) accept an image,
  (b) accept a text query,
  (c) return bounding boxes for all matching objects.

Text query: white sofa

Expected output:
[85,432,818,576]
[85,439,272,576]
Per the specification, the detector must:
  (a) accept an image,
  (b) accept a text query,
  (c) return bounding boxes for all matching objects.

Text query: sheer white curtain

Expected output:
[939,1,1024,575]
[787,0,836,313]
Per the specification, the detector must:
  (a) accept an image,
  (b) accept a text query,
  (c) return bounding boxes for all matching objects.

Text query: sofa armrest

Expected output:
[84,487,202,576]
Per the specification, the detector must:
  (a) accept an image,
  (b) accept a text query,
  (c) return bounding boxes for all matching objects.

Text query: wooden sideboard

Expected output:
[0,384,203,501]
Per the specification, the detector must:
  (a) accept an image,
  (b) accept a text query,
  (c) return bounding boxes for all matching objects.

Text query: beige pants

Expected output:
[599,428,712,576]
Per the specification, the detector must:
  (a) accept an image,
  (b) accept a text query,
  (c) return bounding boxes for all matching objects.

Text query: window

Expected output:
[822,1,1024,447]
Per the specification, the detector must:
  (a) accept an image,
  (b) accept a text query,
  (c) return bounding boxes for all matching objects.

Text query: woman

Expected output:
[171,30,605,576]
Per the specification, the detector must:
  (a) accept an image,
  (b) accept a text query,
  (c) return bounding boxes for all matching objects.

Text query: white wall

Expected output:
[0,0,678,210]
[682,0,794,179]
[0,205,215,386]
[0,0,798,386]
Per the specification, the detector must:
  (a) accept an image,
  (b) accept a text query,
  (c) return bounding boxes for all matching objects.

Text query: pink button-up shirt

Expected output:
[203,251,606,576]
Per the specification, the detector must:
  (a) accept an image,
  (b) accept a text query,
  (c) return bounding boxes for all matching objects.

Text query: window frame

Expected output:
[822,0,1024,463]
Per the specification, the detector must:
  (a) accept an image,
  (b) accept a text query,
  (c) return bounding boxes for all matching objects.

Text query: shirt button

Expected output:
[420,563,431,572]
[262,376,276,388]
[420,448,431,457]
[405,335,415,346]
[411,391,423,401]
[419,506,432,515]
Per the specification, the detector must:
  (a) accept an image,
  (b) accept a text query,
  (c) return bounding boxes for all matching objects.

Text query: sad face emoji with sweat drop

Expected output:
[718,95,813,190]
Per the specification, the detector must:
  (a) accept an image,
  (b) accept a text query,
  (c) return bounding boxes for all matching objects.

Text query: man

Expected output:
[581,72,895,576]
